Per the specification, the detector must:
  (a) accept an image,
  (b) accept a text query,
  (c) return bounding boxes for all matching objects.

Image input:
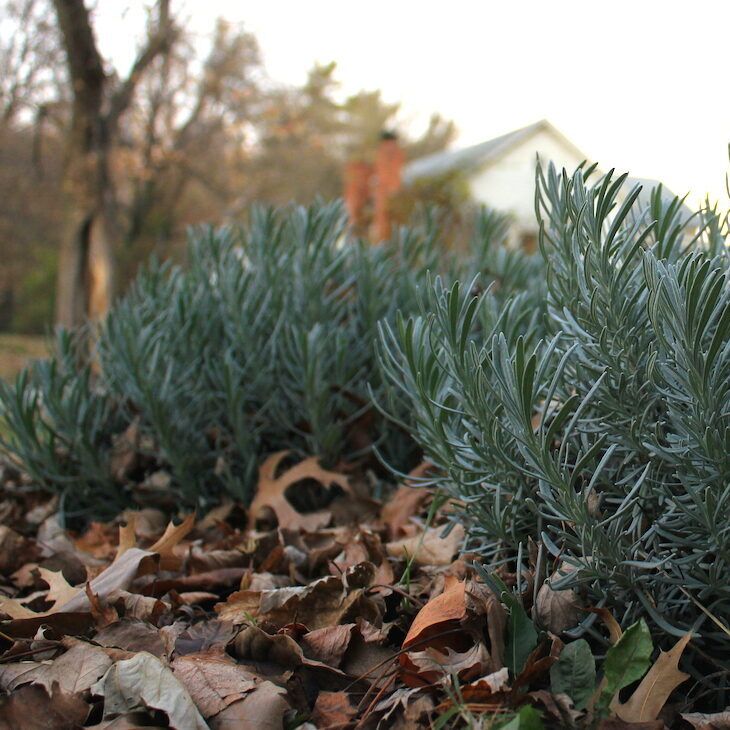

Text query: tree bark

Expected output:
[52,0,173,328]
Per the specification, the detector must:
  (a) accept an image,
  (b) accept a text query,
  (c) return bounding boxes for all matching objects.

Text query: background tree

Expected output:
[0,2,459,333]
[52,0,176,327]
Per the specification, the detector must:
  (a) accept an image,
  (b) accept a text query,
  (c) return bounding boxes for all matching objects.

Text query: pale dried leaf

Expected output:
[91,651,208,730]
[1,548,158,619]
[386,523,464,566]
[407,642,491,683]
[210,680,289,730]
[681,710,730,729]
[535,579,582,634]
[115,515,137,560]
[149,514,195,569]
[614,632,691,722]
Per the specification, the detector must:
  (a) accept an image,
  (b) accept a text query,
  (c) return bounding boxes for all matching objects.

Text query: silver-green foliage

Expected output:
[380,164,730,668]
[0,202,526,518]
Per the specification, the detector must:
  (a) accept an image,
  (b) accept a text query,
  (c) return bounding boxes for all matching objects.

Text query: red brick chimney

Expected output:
[344,160,373,234]
[372,131,404,241]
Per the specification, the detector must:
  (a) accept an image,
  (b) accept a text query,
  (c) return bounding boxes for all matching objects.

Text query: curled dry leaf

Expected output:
[386,523,465,567]
[300,623,355,667]
[216,571,381,630]
[374,687,435,728]
[535,573,583,634]
[587,606,623,644]
[402,579,468,652]
[91,651,208,730]
[460,667,511,701]
[0,548,158,619]
[247,451,351,531]
[407,642,492,685]
[148,513,196,570]
[232,625,303,667]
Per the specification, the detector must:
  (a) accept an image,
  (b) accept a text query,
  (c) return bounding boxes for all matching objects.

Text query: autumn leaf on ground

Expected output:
[0,683,90,730]
[400,579,505,687]
[613,632,691,722]
[386,522,465,566]
[0,548,158,619]
[681,710,730,729]
[91,651,208,730]
[247,451,351,531]
[381,460,434,539]
[147,513,196,570]
[172,651,257,718]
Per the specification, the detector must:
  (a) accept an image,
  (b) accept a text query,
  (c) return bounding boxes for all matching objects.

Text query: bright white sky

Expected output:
[95,0,730,207]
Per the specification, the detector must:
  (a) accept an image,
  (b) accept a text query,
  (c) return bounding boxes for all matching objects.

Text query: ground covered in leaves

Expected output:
[0,454,723,729]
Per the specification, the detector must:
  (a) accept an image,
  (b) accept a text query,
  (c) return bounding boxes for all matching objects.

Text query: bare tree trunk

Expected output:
[52,0,173,328]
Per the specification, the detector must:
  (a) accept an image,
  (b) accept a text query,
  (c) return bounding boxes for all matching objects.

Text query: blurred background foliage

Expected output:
[0,0,458,334]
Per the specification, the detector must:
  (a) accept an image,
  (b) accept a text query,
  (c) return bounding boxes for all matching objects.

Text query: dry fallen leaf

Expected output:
[172,651,257,718]
[148,513,196,570]
[217,571,380,630]
[613,632,691,722]
[534,573,582,634]
[247,451,351,531]
[30,641,112,694]
[0,683,90,730]
[0,548,158,619]
[587,606,623,644]
[115,515,138,561]
[407,643,492,684]
[460,667,511,700]
[94,618,166,657]
[681,710,730,729]
[386,523,465,566]
[402,579,467,652]
[300,623,355,667]
[381,461,434,538]
[91,651,208,730]
[311,690,357,727]
[210,680,289,730]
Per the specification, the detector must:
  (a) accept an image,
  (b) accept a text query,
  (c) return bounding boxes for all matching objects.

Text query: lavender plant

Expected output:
[379,164,730,699]
[0,202,523,518]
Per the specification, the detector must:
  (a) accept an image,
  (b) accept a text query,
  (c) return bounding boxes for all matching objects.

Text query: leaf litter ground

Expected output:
[0,454,714,729]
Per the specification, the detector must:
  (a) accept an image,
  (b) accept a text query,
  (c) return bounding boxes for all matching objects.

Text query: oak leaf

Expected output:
[613,632,691,722]
[247,451,351,531]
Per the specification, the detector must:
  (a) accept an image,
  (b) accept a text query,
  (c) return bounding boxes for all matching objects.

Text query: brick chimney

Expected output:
[344,160,373,235]
[372,131,404,241]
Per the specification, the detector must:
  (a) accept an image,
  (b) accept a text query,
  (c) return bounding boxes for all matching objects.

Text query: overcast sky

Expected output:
[96,0,730,206]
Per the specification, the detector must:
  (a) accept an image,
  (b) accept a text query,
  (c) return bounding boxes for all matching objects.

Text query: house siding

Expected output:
[468,127,585,232]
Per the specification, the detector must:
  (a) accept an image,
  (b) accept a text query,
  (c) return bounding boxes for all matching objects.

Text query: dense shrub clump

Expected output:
[381,164,730,696]
[0,201,537,519]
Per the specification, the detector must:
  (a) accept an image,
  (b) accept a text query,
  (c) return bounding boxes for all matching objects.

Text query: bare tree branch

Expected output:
[106,0,176,131]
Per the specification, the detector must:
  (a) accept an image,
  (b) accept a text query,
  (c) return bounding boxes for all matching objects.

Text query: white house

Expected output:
[402,119,689,250]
